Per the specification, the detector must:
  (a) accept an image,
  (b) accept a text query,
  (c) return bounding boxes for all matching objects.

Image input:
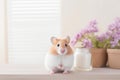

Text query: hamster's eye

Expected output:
[65,44,67,47]
[57,44,60,47]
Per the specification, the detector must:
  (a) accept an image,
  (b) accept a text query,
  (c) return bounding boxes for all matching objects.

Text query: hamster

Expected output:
[44,36,74,74]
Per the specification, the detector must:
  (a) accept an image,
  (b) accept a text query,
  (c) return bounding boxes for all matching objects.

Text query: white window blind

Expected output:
[7,0,61,64]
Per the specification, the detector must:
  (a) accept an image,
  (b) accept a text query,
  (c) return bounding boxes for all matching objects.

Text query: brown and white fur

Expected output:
[44,36,74,74]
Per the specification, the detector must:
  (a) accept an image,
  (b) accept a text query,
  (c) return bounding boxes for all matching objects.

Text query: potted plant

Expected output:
[71,20,108,68]
[105,18,120,69]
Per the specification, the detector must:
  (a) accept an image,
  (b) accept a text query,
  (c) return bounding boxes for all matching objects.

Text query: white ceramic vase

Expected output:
[73,48,92,71]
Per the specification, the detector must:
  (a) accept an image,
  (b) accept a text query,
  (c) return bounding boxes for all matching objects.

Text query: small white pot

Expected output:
[73,48,92,71]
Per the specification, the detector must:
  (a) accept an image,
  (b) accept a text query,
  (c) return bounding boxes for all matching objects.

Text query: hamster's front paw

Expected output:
[57,64,64,70]
[63,70,71,74]
[49,67,58,74]
[50,70,55,74]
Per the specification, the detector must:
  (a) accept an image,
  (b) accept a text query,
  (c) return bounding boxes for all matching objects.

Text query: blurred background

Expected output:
[0,0,120,65]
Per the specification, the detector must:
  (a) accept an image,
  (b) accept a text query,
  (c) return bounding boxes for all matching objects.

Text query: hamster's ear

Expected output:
[66,36,70,43]
[51,37,58,44]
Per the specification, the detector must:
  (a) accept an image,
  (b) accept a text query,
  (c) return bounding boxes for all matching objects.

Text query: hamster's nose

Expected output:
[61,49,65,53]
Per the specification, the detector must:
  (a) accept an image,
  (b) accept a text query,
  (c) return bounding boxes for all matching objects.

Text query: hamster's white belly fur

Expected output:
[44,53,74,71]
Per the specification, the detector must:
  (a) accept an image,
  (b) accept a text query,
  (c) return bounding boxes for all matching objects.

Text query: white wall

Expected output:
[0,0,120,64]
[0,0,8,63]
[61,0,120,37]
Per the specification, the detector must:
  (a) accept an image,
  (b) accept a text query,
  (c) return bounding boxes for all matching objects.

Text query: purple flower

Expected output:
[97,33,109,42]
[89,19,97,27]
[75,33,82,40]
[106,31,113,37]
[115,17,120,24]
[92,27,98,32]
[80,28,92,35]
[117,31,120,35]
[87,19,98,33]
[115,17,120,31]
[70,38,77,46]
[108,17,120,32]
[82,39,92,48]
[110,40,118,48]
[108,23,117,31]
[88,27,95,33]
[112,33,120,41]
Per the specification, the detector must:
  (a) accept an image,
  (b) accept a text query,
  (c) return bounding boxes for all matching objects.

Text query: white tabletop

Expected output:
[0,64,120,80]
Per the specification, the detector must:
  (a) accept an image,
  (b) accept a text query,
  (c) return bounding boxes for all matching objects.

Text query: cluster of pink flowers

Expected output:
[71,20,98,48]
[107,18,120,48]
[96,33,108,42]
[71,17,120,49]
